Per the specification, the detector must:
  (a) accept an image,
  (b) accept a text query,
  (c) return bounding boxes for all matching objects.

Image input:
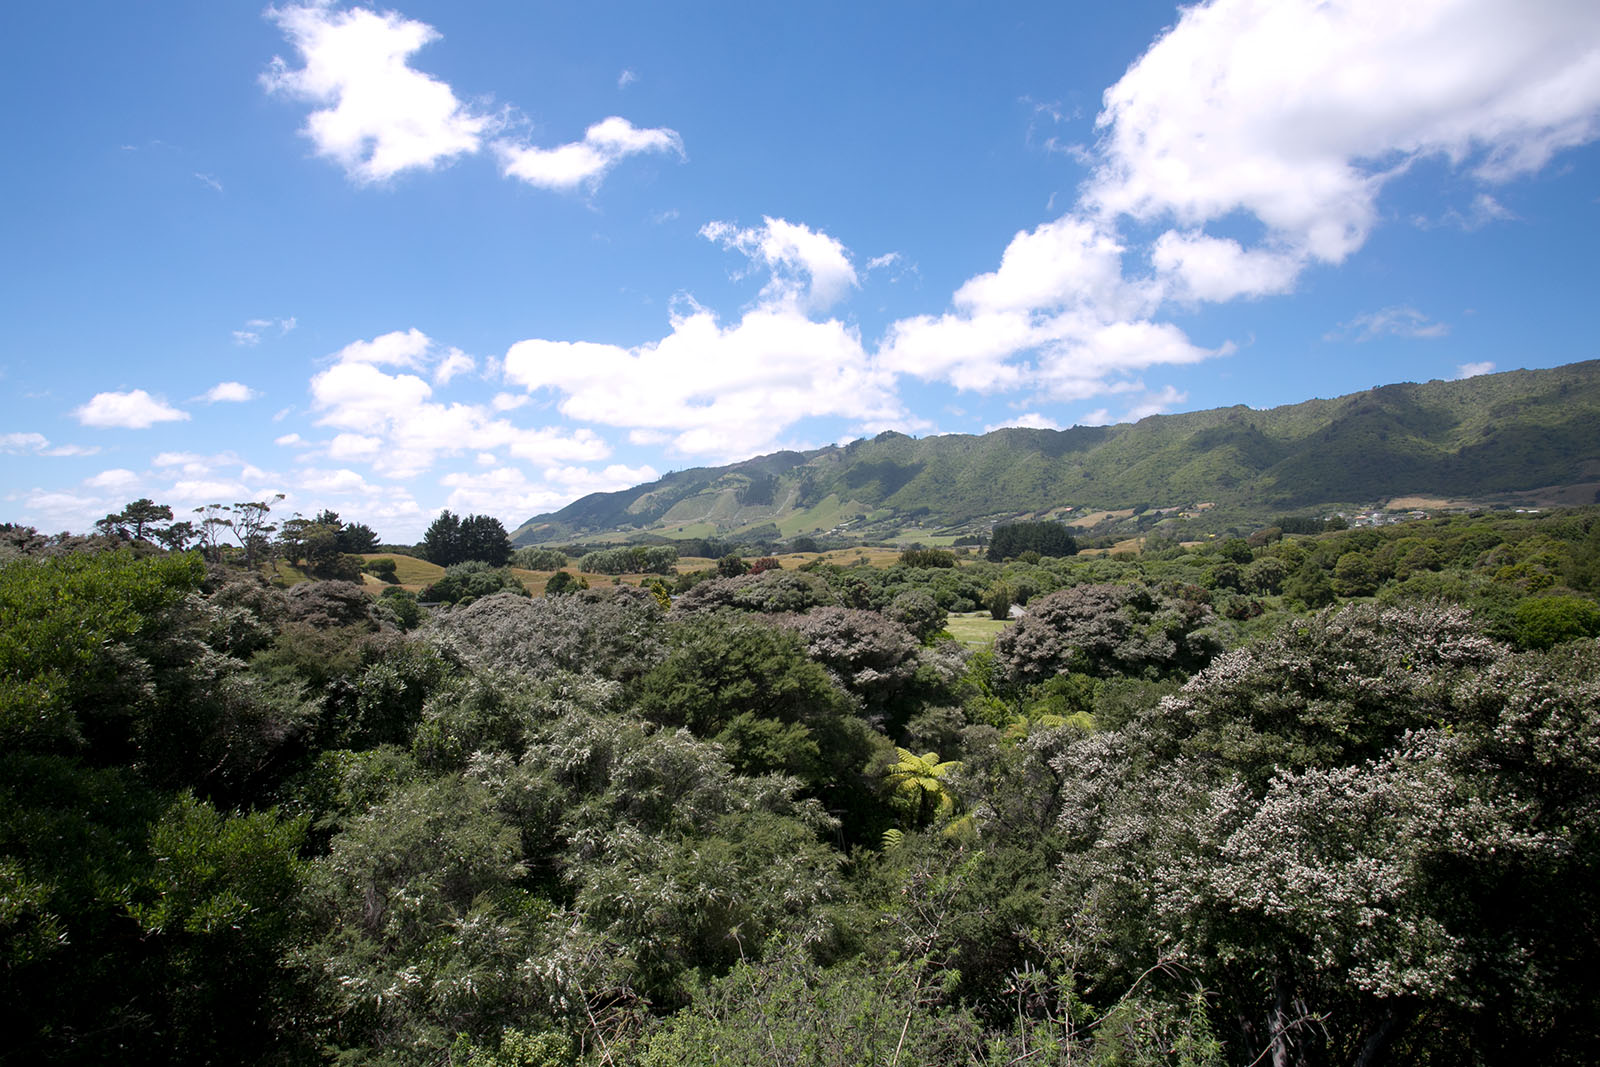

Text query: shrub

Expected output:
[421,561,528,605]
[363,557,399,583]
[899,548,956,569]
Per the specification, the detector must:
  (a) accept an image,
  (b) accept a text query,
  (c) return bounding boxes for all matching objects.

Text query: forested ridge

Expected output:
[4,505,1600,1065]
[511,360,1600,545]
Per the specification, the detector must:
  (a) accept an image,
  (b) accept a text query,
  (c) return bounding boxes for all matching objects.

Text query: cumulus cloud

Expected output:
[263,2,490,182]
[702,217,858,311]
[441,461,660,520]
[496,116,682,191]
[310,328,611,478]
[499,217,907,460]
[1456,360,1497,379]
[198,381,259,403]
[1326,306,1450,342]
[878,215,1225,399]
[1149,231,1302,303]
[504,310,902,461]
[1087,0,1600,263]
[73,389,190,429]
[877,0,1600,410]
[432,348,475,385]
[85,468,141,492]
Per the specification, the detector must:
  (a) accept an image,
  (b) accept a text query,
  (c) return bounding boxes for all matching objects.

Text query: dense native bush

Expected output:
[510,546,568,570]
[1037,603,1600,1065]
[421,560,529,604]
[6,507,1600,1066]
[992,581,1222,686]
[576,544,677,575]
[672,568,837,614]
[775,606,928,716]
[426,586,666,685]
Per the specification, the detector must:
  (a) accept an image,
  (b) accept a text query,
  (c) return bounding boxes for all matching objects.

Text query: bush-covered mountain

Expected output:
[512,361,1600,545]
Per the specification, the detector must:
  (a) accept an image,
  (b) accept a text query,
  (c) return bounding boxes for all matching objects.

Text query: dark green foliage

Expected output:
[363,555,399,582]
[0,549,207,754]
[887,589,947,643]
[576,544,677,574]
[1512,594,1600,649]
[988,521,1077,561]
[716,552,749,577]
[993,581,1221,686]
[674,568,837,615]
[14,503,1600,1065]
[510,546,568,570]
[542,570,587,596]
[421,560,529,604]
[425,510,513,566]
[377,585,423,629]
[900,547,957,568]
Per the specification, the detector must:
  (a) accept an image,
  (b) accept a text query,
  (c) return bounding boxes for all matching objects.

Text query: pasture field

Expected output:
[944,611,1009,648]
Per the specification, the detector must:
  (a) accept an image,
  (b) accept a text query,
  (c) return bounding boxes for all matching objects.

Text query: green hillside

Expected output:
[513,361,1600,545]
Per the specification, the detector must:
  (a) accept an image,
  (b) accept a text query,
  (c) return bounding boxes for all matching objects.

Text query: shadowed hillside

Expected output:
[513,361,1600,545]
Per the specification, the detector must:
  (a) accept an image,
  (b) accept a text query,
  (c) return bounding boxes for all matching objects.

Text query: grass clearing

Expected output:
[945,611,1009,648]
[360,553,444,590]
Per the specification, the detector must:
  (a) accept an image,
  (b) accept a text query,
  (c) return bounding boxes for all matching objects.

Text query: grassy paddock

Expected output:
[945,612,1009,648]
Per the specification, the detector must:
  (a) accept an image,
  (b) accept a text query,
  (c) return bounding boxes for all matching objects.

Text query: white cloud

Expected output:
[2,432,50,453]
[327,432,384,460]
[878,212,1226,399]
[275,432,306,447]
[1456,360,1497,378]
[702,217,859,311]
[877,0,1600,413]
[263,3,490,183]
[1440,192,1520,230]
[491,392,529,412]
[331,327,434,368]
[199,381,259,403]
[499,216,905,460]
[1079,409,1113,427]
[504,305,902,461]
[1326,306,1450,342]
[73,389,190,429]
[952,216,1144,318]
[1087,0,1600,263]
[1150,231,1302,302]
[496,116,682,191]
[618,69,638,89]
[984,412,1062,433]
[1124,385,1188,421]
[85,468,141,492]
[233,316,297,346]
[310,329,612,478]
[433,348,476,385]
[440,462,660,523]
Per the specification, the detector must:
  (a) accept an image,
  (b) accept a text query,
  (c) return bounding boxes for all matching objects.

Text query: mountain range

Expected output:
[512,360,1600,546]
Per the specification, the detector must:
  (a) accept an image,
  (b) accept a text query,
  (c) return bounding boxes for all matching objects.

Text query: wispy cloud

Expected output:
[1325,306,1450,343]
[233,316,296,346]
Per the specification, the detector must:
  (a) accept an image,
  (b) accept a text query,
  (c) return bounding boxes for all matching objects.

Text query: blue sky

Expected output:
[4,0,1598,542]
